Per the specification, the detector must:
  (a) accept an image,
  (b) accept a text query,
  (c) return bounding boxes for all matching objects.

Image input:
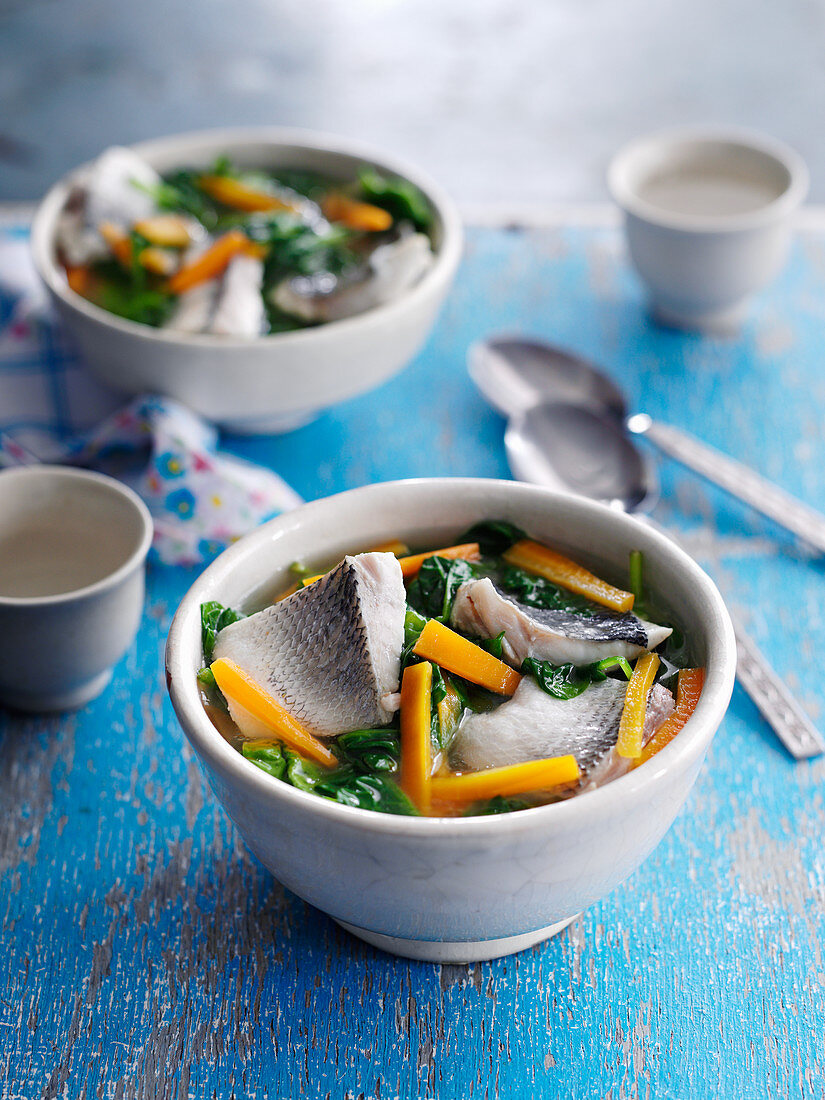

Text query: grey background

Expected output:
[2,0,823,205]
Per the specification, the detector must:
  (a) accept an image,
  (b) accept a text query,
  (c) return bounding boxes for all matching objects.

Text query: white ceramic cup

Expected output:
[608,127,808,332]
[166,478,736,963]
[0,466,153,711]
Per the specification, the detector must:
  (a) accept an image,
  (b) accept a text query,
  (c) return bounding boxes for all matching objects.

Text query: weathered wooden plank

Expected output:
[2,225,825,1098]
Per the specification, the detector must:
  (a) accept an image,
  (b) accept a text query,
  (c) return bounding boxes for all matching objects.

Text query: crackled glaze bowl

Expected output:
[165,478,736,962]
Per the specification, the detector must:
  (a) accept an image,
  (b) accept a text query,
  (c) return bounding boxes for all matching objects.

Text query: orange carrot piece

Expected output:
[65,264,94,296]
[398,543,481,579]
[210,657,337,767]
[198,174,301,214]
[616,652,661,759]
[322,192,393,232]
[634,668,705,768]
[133,214,191,248]
[99,221,133,267]
[503,540,635,613]
[167,229,250,295]
[139,246,178,276]
[431,755,580,802]
[400,660,433,813]
[370,539,410,556]
[412,619,521,696]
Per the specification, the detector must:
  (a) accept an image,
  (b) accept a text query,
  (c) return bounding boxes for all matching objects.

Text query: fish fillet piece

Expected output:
[210,254,266,337]
[213,552,406,738]
[451,675,674,784]
[451,577,671,667]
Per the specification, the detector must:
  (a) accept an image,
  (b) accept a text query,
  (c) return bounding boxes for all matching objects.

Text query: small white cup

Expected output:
[608,127,808,331]
[0,466,153,711]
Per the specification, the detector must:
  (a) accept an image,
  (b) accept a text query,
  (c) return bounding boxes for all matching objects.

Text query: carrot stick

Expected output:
[133,214,191,248]
[503,540,635,613]
[634,668,704,767]
[322,193,393,232]
[398,543,481,579]
[99,221,133,267]
[167,229,251,295]
[65,264,94,296]
[431,755,580,802]
[210,657,337,767]
[198,174,301,214]
[616,652,661,758]
[399,661,433,813]
[412,619,521,695]
[370,539,410,556]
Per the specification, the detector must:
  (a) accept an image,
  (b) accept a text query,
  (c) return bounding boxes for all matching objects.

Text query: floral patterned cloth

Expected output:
[0,225,301,565]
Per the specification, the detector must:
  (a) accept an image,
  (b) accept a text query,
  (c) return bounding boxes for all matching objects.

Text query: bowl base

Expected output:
[1,668,113,713]
[218,409,319,435]
[334,913,579,963]
[651,299,748,334]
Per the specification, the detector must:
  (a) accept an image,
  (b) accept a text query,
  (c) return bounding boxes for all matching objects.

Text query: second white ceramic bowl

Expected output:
[31,128,463,434]
[608,127,808,331]
[166,478,736,962]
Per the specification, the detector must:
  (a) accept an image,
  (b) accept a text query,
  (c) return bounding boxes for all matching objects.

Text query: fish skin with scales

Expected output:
[213,552,406,738]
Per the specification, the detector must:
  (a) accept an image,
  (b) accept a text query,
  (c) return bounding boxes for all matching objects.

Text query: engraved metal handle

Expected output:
[630,414,825,556]
[731,622,825,760]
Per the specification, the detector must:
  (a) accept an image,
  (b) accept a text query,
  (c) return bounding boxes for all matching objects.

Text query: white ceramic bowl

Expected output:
[0,466,153,711]
[31,128,462,434]
[608,127,808,332]
[165,478,736,962]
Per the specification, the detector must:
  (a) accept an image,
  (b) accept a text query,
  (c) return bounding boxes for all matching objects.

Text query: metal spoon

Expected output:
[470,336,825,556]
[502,399,824,760]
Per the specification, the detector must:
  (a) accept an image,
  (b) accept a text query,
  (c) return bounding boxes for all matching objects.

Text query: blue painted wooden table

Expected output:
[2,217,824,1098]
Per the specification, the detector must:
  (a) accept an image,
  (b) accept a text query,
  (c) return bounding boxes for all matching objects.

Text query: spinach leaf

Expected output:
[522,655,633,700]
[150,171,221,229]
[197,666,218,691]
[464,795,531,817]
[406,555,479,620]
[336,728,400,773]
[499,566,596,617]
[458,520,526,557]
[358,168,432,231]
[283,749,417,815]
[242,742,287,779]
[201,600,246,663]
[94,261,175,327]
[255,215,355,280]
[481,631,505,659]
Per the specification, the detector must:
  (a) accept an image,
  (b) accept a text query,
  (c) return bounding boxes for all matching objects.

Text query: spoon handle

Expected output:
[731,620,825,759]
[634,416,825,555]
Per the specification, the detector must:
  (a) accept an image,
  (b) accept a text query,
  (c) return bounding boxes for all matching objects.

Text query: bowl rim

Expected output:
[166,477,737,838]
[0,465,153,606]
[30,125,463,348]
[607,125,809,233]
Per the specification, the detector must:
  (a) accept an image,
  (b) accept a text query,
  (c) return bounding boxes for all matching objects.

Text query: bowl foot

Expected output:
[334,914,580,963]
[651,299,748,335]
[1,668,113,713]
[219,409,318,435]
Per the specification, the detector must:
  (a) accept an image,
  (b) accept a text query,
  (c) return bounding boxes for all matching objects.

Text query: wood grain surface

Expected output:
[2,224,824,1098]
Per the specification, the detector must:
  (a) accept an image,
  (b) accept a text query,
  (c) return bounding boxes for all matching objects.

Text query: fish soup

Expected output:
[198,522,703,817]
[56,146,436,336]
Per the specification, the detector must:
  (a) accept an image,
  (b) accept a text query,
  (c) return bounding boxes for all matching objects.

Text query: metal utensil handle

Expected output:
[641,417,825,556]
[732,619,825,759]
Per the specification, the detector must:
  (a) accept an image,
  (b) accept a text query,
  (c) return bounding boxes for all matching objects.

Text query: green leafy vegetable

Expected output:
[406,555,479,620]
[197,666,218,691]
[522,654,632,700]
[458,520,526,557]
[336,728,400,773]
[481,631,505,659]
[464,795,532,816]
[358,168,432,231]
[283,749,417,814]
[201,601,246,663]
[242,742,286,779]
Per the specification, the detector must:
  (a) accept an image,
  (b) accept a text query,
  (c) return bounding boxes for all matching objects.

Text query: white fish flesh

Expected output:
[210,254,266,337]
[213,552,406,737]
[451,577,671,667]
[271,232,433,323]
[451,676,675,783]
[57,146,161,266]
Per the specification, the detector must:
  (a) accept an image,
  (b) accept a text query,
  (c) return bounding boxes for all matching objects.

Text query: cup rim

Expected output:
[607,125,809,233]
[166,477,737,837]
[30,125,463,349]
[0,465,153,606]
